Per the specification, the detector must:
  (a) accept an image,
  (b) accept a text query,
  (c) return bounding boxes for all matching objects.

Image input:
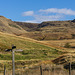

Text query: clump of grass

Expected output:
[64,43,71,48]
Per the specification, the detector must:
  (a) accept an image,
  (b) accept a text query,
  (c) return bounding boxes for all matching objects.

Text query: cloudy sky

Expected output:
[0,0,75,23]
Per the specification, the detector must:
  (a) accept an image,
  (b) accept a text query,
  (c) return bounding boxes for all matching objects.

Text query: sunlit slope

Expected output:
[0,16,27,35]
[0,32,62,60]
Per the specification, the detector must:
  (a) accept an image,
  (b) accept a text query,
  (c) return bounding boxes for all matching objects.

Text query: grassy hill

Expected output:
[0,16,27,35]
[0,32,64,73]
[15,20,75,40]
[0,32,63,60]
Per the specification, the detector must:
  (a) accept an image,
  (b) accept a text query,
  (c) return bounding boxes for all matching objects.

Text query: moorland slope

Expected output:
[15,20,75,40]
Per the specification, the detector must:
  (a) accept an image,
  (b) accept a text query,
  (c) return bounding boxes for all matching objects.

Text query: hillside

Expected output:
[35,20,75,40]
[0,32,62,60]
[15,21,39,31]
[0,16,27,36]
[0,16,75,40]
[15,20,75,40]
[38,20,75,34]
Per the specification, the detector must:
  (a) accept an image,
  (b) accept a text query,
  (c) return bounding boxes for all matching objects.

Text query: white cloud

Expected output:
[33,15,63,22]
[22,11,34,16]
[22,8,75,23]
[39,8,75,15]
[23,15,63,23]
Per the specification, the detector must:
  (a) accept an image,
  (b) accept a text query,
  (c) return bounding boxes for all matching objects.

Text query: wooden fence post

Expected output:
[4,65,6,75]
[69,62,71,75]
[53,65,55,75]
[40,66,42,75]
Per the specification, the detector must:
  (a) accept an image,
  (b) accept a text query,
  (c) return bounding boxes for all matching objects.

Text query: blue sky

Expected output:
[0,0,75,23]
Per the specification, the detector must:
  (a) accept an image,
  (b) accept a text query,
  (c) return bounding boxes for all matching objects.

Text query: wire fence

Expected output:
[1,63,75,75]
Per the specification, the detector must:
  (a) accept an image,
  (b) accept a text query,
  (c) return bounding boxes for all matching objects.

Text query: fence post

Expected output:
[69,62,71,75]
[4,65,6,75]
[12,50,15,75]
[53,65,55,75]
[40,66,42,75]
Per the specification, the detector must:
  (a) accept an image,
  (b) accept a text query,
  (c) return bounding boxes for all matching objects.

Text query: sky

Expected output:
[0,0,75,23]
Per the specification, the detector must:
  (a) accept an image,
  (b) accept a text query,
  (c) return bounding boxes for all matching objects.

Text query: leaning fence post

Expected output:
[40,66,42,75]
[4,65,6,75]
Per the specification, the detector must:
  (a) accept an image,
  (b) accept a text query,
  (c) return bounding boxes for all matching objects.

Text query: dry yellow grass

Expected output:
[0,16,27,36]
[39,39,75,51]
[38,39,75,64]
